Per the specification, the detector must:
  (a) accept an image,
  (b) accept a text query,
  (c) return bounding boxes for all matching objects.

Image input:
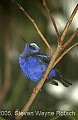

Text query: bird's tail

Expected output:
[46,74,72,87]
[58,75,72,87]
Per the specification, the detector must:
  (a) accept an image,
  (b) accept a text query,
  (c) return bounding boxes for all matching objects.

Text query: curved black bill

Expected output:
[20,36,27,45]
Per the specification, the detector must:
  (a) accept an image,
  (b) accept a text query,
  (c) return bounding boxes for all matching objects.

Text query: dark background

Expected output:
[0,0,78,120]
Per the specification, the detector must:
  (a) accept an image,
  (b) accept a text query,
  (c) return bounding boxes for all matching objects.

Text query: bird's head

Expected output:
[20,37,40,54]
[24,43,40,54]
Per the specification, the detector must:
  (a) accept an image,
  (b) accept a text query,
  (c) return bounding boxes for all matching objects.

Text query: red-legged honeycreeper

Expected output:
[19,42,72,87]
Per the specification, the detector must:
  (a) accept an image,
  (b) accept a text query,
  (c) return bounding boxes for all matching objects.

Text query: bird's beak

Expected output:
[20,36,28,45]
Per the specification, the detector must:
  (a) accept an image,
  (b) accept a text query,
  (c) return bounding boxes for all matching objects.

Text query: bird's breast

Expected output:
[19,55,46,82]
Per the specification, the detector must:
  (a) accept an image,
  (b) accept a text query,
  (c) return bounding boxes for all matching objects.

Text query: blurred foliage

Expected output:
[0,117,5,120]
[0,0,78,120]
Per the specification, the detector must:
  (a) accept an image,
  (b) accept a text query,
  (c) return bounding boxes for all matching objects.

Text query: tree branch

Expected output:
[12,1,78,120]
[53,42,78,68]
[61,4,78,42]
[63,28,78,48]
[43,0,61,45]
[15,47,60,120]
[13,0,54,54]
[53,28,78,68]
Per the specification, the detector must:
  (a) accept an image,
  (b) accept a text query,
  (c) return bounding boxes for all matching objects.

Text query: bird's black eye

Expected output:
[29,45,36,50]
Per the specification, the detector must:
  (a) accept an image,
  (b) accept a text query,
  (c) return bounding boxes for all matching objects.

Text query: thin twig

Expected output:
[43,0,61,45]
[53,42,78,68]
[13,0,54,54]
[61,4,78,42]
[52,28,78,67]
[63,28,78,48]
[53,28,78,68]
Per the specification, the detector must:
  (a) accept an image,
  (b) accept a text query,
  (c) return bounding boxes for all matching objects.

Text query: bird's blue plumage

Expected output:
[19,43,72,87]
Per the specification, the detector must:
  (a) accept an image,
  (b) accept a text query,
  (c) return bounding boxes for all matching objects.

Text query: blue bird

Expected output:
[19,42,72,87]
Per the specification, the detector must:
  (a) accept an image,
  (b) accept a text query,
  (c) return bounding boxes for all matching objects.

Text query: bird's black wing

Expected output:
[52,69,72,87]
[26,52,50,64]
[32,53,72,87]
[35,53,50,64]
